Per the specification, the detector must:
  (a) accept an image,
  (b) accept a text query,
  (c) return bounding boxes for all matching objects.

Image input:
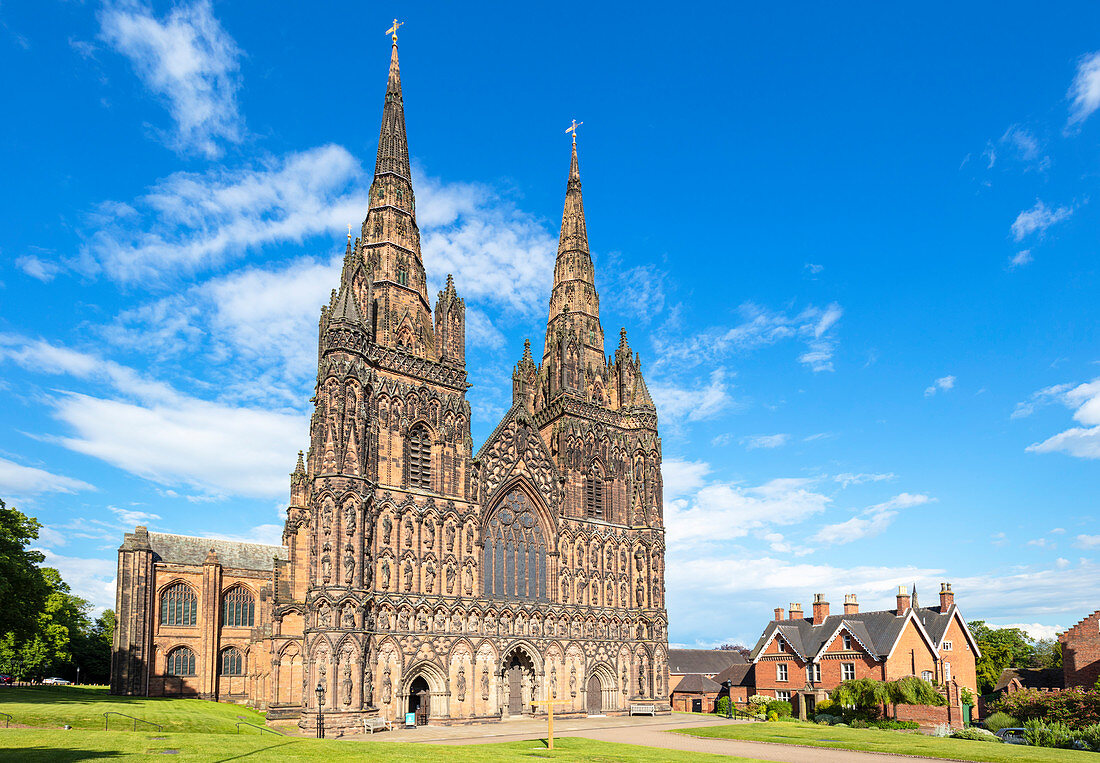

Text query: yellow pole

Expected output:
[548,700,554,751]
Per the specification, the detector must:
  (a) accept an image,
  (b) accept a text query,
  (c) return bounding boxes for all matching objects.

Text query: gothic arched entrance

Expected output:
[502,649,535,716]
[586,674,602,714]
[408,676,430,725]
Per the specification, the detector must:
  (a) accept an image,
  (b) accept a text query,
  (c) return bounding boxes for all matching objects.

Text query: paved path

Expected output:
[332,713,960,763]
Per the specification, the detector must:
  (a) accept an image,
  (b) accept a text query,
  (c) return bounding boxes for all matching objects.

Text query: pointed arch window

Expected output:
[586,466,605,519]
[160,582,197,626]
[222,587,255,628]
[397,267,409,286]
[407,425,432,489]
[220,647,244,676]
[483,490,547,601]
[166,646,196,676]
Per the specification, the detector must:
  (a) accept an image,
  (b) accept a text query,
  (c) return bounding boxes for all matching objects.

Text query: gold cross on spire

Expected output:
[386,18,404,43]
[347,223,352,241]
[565,119,583,144]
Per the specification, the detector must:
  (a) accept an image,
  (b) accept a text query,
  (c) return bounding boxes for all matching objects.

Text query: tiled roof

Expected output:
[667,649,746,675]
[672,673,723,694]
[712,662,752,687]
[994,667,1064,693]
[147,531,287,571]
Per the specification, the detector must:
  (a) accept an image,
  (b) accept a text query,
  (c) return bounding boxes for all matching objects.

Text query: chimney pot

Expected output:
[774,607,786,622]
[939,581,955,611]
[844,593,859,615]
[812,595,830,625]
[789,602,804,620]
[896,585,911,616]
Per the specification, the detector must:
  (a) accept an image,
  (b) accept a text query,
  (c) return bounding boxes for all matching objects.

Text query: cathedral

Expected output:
[111,35,669,730]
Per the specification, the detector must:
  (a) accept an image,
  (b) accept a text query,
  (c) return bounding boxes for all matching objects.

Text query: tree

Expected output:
[971,620,1035,694]
[76,610,114,684]
[831,677,945,719]
[0,499,49,642]
[718,643,751,659]
[1030,638,1062,670]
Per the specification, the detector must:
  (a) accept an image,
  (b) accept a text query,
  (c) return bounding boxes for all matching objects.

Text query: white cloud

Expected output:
[1074,534,1100,549]
[15,255,61,282]
[811,493,933,546]
[1011,201,1073,242]
[834,472,896,488]
[924,375,956,397]
[99,0,243,157]
[1067,51,1100,129]
[1009,250,1033,269]
[741,433,789,450]
[649,368,734,424]
[35,547,117,612]
[80,145,366,282]
[0,336,305,499]
[667,476,831,546]
[0,456,95,496]
[804,263,824,275]
[109,506,162,526]
[1000,125,1043,164]
[1025,379,1100,460]
[606,262,666,324]
[661,458,711,500]
[1000,623,1065,641]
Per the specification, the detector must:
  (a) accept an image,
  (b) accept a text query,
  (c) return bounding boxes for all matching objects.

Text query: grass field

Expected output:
[0,686,266,733]
[676,720,1092,762]
[0,730,765,762]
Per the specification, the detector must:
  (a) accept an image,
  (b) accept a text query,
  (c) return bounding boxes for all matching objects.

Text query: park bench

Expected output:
[629,704,655,716]
[362,716,392,734]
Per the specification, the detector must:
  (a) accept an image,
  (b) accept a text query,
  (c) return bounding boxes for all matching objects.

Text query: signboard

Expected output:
[404,712,416,728]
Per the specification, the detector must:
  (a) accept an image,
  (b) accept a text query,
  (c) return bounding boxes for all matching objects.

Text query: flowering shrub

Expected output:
[950,727,1000,742]
[982,711,1018,732]
[766,700,792,718]
[998,687,1100,728]
[748,694,771,708]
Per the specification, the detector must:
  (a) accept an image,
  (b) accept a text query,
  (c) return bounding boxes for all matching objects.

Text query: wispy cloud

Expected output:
[99,0,243,157]
[1067,51,1100,130]
[1009,249,1033,270]
[1024,379,1100,460]
[811,493,933,546]
[0,456,95,497]
[1011,201,1073,241]
[924,375,956,397]
[1074,534,1100,549]
[834,472,896,488]
[15,255,61,282]
[649,368,735,425]
[741,433,789,450]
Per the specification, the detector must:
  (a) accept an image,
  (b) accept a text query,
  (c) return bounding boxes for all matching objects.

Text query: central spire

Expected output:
[375,41,412,181]
[544,135,604,369]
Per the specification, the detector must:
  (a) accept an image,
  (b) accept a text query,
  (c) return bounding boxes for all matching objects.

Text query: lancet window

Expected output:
[482,490,547,601]
[160,582,197,626]
[407,425,432,489]
[222,587,255,628]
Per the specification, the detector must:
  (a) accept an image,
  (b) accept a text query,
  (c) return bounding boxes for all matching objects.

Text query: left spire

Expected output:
[375,21,411,180]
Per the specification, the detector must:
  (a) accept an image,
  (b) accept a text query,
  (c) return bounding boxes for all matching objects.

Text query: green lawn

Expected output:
[0,730,767,762]
[674,720,1094,762]
[0,686,267,733]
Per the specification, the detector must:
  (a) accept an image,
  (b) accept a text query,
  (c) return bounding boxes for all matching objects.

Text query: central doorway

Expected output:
[586,675,602,714]
[408,676,430,725]
[503,649,535,716]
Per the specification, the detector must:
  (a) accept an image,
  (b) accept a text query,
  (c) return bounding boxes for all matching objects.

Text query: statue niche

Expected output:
[482,489,547,600]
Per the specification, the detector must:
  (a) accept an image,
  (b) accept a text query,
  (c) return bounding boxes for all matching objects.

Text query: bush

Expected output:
[715,696,730,715]
[1076,723,1100,752]
[766,699,792,718]
[1023,719,1075,749]
[815,699,835,714]
[950,727,1001,742]
[814,713,840,725]
[983,711,1019,733]
[767,711,779,722]
[851,719,919,730]
[931,723,952,738]
[998,687,1100,728]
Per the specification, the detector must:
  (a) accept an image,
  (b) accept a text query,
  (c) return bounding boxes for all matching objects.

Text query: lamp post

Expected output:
[315,681,325,739]
[722,680,733,719]
[76,666,80,686]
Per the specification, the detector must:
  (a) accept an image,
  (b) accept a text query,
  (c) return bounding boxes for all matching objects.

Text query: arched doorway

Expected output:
[503,649,535,716]
[586,674,602,714]
[408,676,430,725]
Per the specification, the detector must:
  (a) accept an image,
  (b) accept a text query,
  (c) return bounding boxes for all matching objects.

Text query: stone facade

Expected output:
[111,39,669,729]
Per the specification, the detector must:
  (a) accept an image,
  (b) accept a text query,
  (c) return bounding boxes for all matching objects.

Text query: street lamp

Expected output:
[315,681,325,739]
[722,680,734,719]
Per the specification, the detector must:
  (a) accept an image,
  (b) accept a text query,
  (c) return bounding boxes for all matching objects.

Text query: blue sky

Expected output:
[1,1,1099,647]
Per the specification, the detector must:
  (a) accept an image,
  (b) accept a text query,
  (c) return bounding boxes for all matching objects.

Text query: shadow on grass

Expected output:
[12,746,122,762]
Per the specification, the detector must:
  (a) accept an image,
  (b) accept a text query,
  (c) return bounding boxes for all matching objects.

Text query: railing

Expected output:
[0,712,11,728]
[103,712,164,732]
[235,721,282,736]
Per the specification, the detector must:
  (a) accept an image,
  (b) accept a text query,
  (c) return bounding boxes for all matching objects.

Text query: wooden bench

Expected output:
[629,704,656,716]
[362,716,391,734]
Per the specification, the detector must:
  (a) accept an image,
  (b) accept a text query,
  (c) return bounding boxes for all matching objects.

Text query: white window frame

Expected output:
[776,663,788,682]
[944,662,952,681]
[841,633,852,650]
[777,639,786,653]
[942,640,953,652]
[921,670,933,682]
[807,664,821,683]
[776,691,791,702]
[841,662,855,681]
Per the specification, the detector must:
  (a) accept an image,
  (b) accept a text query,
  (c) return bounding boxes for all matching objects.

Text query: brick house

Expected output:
[712,662,753,705]
[748,584,979,724]
[667,649,746,693]
[670,673,722,713]
[993,667,1064,695]
[1061,610,1100,689]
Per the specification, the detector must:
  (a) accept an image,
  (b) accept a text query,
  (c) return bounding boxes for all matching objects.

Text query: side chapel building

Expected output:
[110,36,670,730]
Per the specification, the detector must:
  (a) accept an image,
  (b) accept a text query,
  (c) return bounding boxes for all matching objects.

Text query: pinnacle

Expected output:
[375,41,411,179]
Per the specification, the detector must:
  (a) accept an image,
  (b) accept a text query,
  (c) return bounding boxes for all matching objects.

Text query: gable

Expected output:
[477,405,561,511]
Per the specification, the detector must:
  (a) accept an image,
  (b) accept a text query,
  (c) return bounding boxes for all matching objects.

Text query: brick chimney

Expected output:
[789,602,804,621]
[774,606,786,622]
[896,585,911,615]
[844,593,859,615]
[812,593,830,625]
[939,582,954,611]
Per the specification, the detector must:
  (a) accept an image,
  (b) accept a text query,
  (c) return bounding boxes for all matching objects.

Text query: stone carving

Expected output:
[383,514,393,544]
[569,666,577,697]
[424,560,435,593]
[481,666,489,701]
[550,665,558,698]
[404,518,414,547]
[404,560,413,591]
[463,564,473,595]
[465,525,474,554]
[381,560,390,590]
[424,521,435,548]
[382,666,392,703]
[456,667,467,702]
[364,666,373,706]
[446,523,456,551]
[342,605,354,628]
[445,563,455,594]
[341,660,353,706]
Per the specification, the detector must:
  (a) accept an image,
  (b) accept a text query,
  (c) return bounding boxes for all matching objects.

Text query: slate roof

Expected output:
[712,662,752,687]
[146,531,287,571]
[994,667,1064,693]
[667,649,747,675]
[672,673,723,694]
[749,605,970,662]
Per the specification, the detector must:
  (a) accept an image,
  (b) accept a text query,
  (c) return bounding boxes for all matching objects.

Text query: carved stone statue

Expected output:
[621,664,628,695]
[381,560,390,590]
[342,606,354,628]
[481,666,489,700]
[456,667,467,702]
[424,521,435,548]
[569,666,577,697]
[463,565,473,595]
[341,660,353,706]
[321,555,331,582]
[404,519,414,547]
[424,560,436,593]
[382,666,392,703]
[383,514,393,544]
[364,666,373,706]
[318,660,328,705]
[465,525,474,554]
[550,665,558,698]
[445,563,456,594]
[446,523,456,551]
[343,549,354,584]
[404,560,413,591]
[344,503,356,535]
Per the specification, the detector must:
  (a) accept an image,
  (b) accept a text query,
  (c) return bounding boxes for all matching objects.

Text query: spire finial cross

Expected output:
[565,119,583,144]
[347,223,352,242]
[386,18,404,43]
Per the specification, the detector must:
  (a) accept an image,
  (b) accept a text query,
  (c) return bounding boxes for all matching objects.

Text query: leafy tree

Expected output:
[831,677,945,719]
[76,610,115,684]
[0,499,49,641]
[1031,638,1063,670]
[971,620,1035,693]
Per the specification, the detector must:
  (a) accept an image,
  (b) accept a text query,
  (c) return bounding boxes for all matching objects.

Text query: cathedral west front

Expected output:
[110,33,670,730]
